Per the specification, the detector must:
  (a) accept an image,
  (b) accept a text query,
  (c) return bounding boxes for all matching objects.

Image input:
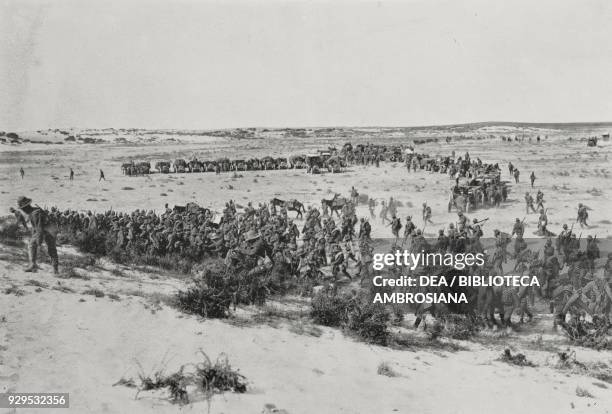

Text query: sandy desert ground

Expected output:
[1,124,611,414]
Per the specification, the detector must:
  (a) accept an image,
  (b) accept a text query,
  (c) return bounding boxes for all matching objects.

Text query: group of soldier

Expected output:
[9,144,611,326]
[12,194,381,286]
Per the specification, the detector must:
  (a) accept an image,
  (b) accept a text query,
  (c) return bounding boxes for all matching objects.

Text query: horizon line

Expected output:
[10,120,612,133]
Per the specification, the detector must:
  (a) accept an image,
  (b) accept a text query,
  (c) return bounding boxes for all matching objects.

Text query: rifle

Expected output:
[474,217,489,225]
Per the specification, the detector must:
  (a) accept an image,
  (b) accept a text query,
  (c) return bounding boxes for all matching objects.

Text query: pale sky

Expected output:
[1,0,612,130]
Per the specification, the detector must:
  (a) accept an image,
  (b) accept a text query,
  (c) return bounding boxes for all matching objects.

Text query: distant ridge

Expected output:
[402,121,612,130]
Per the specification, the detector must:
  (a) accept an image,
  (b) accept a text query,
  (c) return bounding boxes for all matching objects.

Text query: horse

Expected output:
[270,198,306,219]
[321,194,348,217]
[477,284,531,328]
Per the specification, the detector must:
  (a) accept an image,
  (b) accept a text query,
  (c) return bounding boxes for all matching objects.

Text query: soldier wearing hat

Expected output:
[368,197,375,218]
[577,203,589,228]
[422,203,433,225]
[436,229,449,252]
[389,215,402,239]
[512,217,525,238]
[525,192,536,214]
[15,196,59,273]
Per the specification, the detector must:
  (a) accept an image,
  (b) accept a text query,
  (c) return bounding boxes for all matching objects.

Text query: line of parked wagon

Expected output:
[120,143,409,176]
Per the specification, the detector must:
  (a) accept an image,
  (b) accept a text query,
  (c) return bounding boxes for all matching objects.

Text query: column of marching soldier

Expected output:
[10,150,612,324]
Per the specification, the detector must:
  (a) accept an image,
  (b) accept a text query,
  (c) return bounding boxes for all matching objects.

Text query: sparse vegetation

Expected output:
[575,386,594,398]
[82,288,105,298]
[426,314,480,340]
[127,350,247,405]
[498,349,536,367]
[311,288,390,345]
[377,362,398,377]
[5,285,26,296]
[559,317,610,350]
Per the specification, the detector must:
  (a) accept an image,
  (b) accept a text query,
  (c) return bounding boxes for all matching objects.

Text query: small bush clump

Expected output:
[310,288,390,345]
[127,350,247,405]
[377,362,398,377]
[176,259,273,319]
[498,349,536,367]
[194,350,248,395]
[176,261,234,318]
[559,317,610,350]
[427,314,481,340]
[82,288,105,298]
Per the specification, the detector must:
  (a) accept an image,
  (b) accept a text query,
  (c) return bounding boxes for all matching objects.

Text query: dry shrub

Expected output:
[311,288,352,327]
[128,351,247,405]
[0,216,23,246]
[554,351,612,384]
[575,386,594,398]
[426,314,480,340]
[346,299,390,345]
[25,279,48,289]
[5,285,25,296]
[377,362,398,377]
[137,366,189,405]
[498,349,536,367]
[82,288,105,298]
[176,260,235,318]
[70,230,111,256]
[311,288,390,345]
[559,317,610,350]
[194,350,247,395]
[53,285,75,293]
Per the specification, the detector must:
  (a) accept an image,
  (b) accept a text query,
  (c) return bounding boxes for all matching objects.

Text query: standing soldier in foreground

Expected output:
[14,196,59,273]
[402,216,416,245]
[535,190,545,211]
[368,197,375,218]
[511,217,525,238]
[525,192,537,214]
[350,186,359,205]
[422,202,433,225]
[389,215,402,241]
[577,203,590,228]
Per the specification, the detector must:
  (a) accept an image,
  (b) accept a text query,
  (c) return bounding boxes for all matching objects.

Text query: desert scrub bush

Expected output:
[426,314,481,341]
[71,230,111,256]
[377,362,398,377]
[310,287,352,326]
[82,288,105,298]
[575,386,594,398]
[176,260,235,318]
[5,285,26,296]
[0,216,24,246]
[346,298,390,345]
[176,259,274,318]
[310,288,390,345]
[193,350,247,395]
[559,316,610,350]
[498,349,536,367]
[128,351,247,405]
[137,366,189,405]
